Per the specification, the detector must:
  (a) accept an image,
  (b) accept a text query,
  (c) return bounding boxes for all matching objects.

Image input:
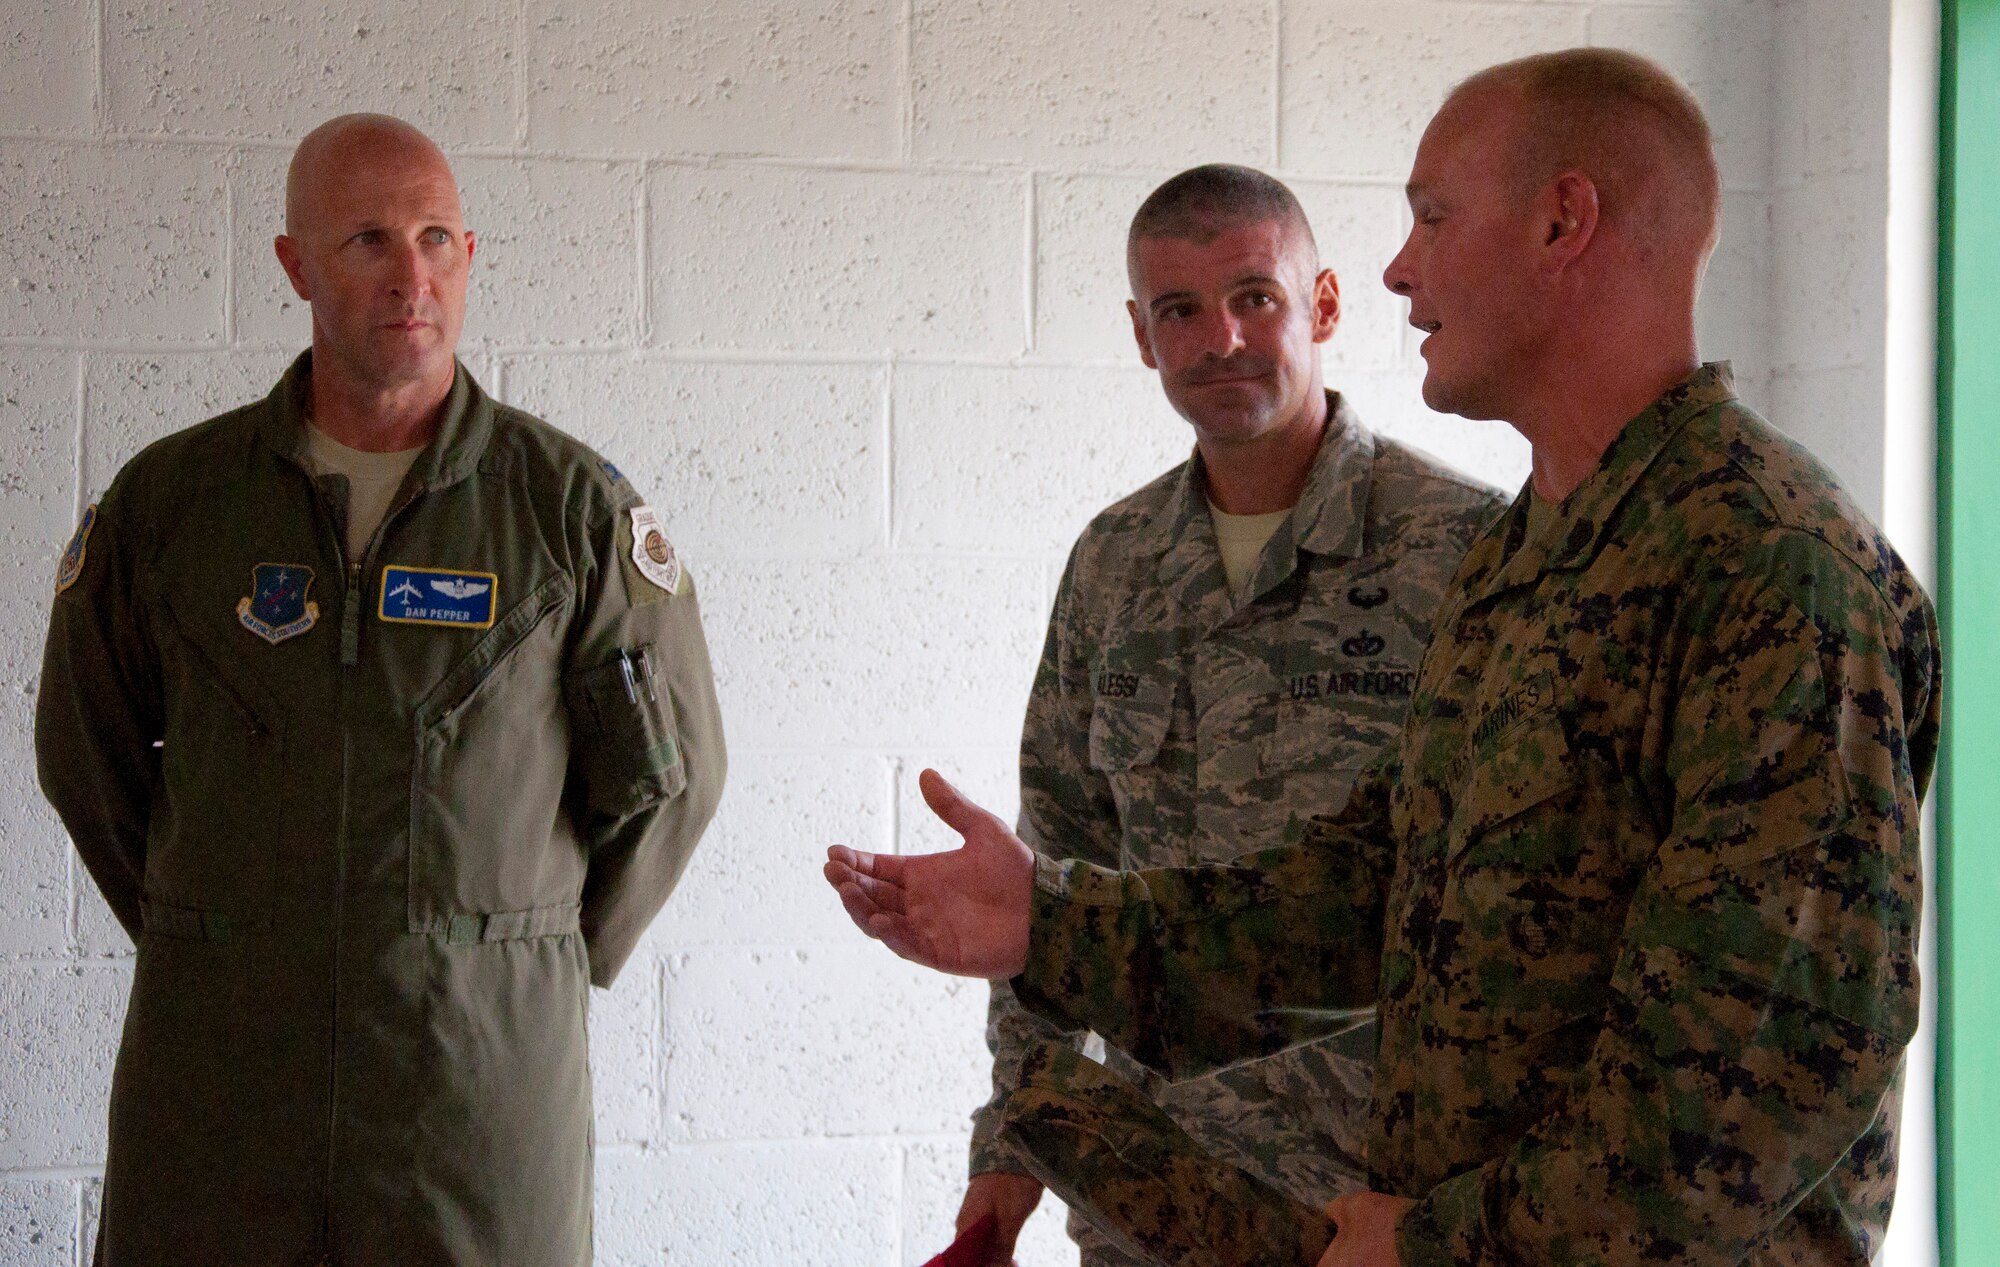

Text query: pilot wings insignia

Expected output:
[430,577,490,601]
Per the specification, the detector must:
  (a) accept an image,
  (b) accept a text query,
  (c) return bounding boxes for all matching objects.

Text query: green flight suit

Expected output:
[36,353,727,1267]
[1009,365,1940,1266]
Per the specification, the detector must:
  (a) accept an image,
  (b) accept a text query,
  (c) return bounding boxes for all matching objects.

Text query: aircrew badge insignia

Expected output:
[55,504,97,594]
[379,565,498,629]
[237,564,320,644]
[628,507,682,595]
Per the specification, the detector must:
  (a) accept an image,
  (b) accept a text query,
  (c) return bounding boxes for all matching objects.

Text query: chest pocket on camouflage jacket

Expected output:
[1087,673,1173,865]
[1428,697,1620,1041]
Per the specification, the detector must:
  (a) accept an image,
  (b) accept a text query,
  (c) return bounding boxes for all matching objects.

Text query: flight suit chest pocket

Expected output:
[148,613,288,918]
[410,575,573,928]
[564,646,687,820]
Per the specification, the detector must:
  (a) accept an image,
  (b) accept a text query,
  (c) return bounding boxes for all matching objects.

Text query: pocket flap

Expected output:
[564,644,688,815]
[1087,691,1172,773]
[1447,700,1575,856]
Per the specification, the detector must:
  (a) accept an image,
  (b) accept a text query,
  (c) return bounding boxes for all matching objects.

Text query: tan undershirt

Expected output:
[306,424,425,560]
[1209,501,1295,601]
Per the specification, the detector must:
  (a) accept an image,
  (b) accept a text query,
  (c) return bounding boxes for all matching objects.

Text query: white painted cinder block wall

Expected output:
[0,1,1912,1263]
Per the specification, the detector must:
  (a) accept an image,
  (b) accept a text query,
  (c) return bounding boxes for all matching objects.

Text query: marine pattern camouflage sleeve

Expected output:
[969,540,1129,1176]
[1395,528,1937,1267]
[1011,750,1399,1082]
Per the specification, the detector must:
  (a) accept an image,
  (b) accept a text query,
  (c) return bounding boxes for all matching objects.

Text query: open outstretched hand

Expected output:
[823,768,1035,979]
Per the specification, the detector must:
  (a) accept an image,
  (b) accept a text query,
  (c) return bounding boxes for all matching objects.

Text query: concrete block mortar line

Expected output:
[73,1177,86,1267]
[65,849,80,961]
[512,0,530,151]
[887,754,904,856]
[0,1166,103,1183]
[0,951,133,967]
[223,150,238,346]
[883,359,898,549]
[68,350,85,546]
[693,548,1061,567]
[91,0,106,141]
[897,1141,910,1267]
[483,345,1180,370]
[0,132,1439,192]
[1271,0,1284,168]
[653,955,669,1145]
[1023,175,1038,357]
[714,744,1017,762]
[899,0,916,165]
[591,1132,975,1161]
[0,336,235,354]
[636,163,653,348]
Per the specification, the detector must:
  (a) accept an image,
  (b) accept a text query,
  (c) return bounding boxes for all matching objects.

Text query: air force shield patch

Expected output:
[628,507,682,595]
[237,564,320,644]
[54,504,97,594]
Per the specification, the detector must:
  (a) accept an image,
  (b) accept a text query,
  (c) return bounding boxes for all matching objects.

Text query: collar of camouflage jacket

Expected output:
[258,350,498,495]
[1148,389,1377,614]
[1459,361,1739,610]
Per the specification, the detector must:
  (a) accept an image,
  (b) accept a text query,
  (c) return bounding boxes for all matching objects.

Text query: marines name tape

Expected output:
[379,565,498,629]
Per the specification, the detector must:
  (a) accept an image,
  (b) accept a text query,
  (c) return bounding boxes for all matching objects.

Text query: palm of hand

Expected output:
[825,768,1034,979]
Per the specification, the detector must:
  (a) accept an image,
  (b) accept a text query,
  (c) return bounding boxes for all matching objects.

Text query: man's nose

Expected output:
[1203,309,1247,357]
[1382,238,1416,296]
[386,242,430,296]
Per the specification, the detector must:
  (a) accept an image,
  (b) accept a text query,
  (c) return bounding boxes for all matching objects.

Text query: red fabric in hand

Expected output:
[922,1213,998,1267]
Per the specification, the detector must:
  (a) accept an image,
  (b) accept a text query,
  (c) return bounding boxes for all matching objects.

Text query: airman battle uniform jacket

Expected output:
[36,354,727,1267]
[1011,365,1940,1267]
[973,394,1503,1224]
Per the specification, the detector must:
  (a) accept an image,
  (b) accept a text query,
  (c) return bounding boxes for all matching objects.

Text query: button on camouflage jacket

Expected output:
[973,394,1503,1202]
[1013,365,1941,1267]
[36,354,727,1267]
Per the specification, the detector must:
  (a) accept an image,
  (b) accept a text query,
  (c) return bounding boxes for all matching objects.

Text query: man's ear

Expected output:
[1310,268,1341,343]
[274,235,311,302]
[1541,172,1601,272]
[1128,299,1158,370]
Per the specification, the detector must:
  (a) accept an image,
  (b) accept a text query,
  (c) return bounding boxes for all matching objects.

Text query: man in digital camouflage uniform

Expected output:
[830,48,1939,1267]
[36,114,726,1266]
[954,166,1503,1267]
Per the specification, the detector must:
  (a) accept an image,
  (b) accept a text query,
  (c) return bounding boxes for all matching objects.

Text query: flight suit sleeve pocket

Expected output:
[564,646,687,820]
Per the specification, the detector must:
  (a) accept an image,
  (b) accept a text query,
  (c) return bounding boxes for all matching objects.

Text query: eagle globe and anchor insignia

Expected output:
[237,564,320,645]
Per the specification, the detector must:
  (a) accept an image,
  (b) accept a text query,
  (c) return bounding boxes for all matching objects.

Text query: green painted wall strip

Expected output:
[1940,2,2000,1261]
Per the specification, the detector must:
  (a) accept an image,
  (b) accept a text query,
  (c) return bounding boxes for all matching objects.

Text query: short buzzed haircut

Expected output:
[1452,49,1721,268]
[1127,164,1317,292]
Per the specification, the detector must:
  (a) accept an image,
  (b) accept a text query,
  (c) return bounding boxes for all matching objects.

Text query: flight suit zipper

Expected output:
[322,474,428,1249]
